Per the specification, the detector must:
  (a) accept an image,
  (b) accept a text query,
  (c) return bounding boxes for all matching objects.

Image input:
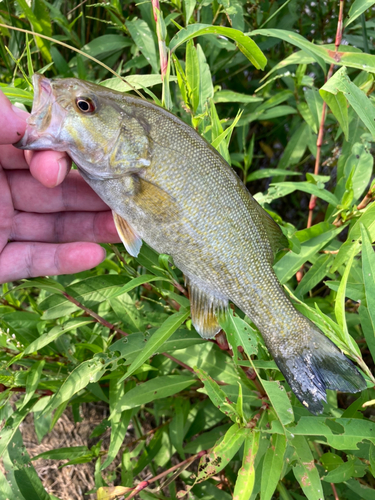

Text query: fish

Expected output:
[16,74,366,414]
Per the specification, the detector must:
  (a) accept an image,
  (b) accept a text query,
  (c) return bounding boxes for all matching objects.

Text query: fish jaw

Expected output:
[14,73,68,151]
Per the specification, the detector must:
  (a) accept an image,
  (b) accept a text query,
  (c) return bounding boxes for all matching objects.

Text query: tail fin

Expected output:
[272,326,366,415]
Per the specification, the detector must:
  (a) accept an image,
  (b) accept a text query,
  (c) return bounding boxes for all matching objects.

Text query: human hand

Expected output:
[0,90,120,284]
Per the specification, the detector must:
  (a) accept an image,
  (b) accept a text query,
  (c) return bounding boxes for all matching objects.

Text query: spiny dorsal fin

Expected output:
[187,279,228,339]
[112,211,142,257]
[253,201,288,257]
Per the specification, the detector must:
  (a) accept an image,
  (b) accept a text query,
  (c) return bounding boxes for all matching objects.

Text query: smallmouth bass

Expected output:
[16,74,366,414]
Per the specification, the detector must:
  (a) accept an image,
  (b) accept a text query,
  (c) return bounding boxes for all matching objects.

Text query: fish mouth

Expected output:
[14,74,67,150]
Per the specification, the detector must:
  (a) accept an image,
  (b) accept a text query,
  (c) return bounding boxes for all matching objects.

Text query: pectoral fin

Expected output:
[187,279,228,339]
[113,211,142,257]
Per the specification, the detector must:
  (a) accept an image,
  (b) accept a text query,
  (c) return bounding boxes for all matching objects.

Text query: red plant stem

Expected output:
[62,292,129,337]
[162,352,195,374]
[306,0,345,229]
[125,450,206,499]
[331,483,340,500]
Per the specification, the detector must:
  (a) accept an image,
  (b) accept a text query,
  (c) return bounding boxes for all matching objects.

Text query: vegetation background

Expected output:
[1,0,375,499]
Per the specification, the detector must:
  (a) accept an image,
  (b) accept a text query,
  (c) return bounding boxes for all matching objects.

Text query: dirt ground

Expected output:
[20,403,129,500]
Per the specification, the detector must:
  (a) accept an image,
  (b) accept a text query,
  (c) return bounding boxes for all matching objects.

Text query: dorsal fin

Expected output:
[112,211,142,257]
[253,201,288,257]
[186,279,228,339]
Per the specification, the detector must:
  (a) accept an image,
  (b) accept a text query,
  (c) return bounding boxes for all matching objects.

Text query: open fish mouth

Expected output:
[14,73,67,151]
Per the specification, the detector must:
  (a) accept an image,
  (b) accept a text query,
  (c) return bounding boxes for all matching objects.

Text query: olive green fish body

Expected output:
[16,75,366,414]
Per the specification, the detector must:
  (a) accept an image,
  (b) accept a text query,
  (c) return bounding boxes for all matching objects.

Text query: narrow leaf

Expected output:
[233,430,260,500]
[119,309,189,382]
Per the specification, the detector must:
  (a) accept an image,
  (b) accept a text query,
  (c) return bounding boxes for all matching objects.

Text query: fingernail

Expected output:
[11,104,29,120]
[56,157,70,185]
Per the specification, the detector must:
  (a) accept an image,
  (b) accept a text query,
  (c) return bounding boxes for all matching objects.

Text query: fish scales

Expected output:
[16,74,366,414]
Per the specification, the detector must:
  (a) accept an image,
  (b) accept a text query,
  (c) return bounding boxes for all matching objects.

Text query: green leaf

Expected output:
[196,43,214,114]
[345,0,375,27]
[0,85,33,105]
[41,356,108,416]
[320,67,375,140]
[40,275,126,319]
[126,18,159,73]
[272,417,375,450]
[23,360,45,407]
[305,88,324,133]
[32,446,90,461]
[247,168,302,182]
[186,40,199,113]
[107,274,171,299]
[274,224,344,284]
[8,430,50,500]
[233,430,260,500]
[320,452,344,472]
[295,254,334,298]
[109,292,147,333]
[101,74,177,92]
[184,424,232,454]
[360,224,375,333]
[292,435,324,500]
[270,181,339,206]
[195,424,247,483]
[277,122,309,170]
[0,399,37,458]
[252,28,375,73]
[101,378,132,470]
[23,318,94,355]
[195,367,239,421]
[262,380,294,425]
[334,242,361,351]
[358,305,375,361]
[344,479,375,500]
[169,398,188,459]
[17,0,52,63]
[116,375,195,411]
[0,468,14,499]
[218,309,257,364]
[118,308,190,382]
[184,0,196,23]
[170,24,267,70]
[210,99,230,163]
[213,90,263,104]
[320,87,349,140]
[331,201,375,272]
[261,50,316,81]
[81,34,132,59]
[211,109,243,150]
[8,277,65,294]
[322,459,355,483]
[261,434,287,500]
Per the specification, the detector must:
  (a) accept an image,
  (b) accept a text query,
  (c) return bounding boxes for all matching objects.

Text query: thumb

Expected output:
[0,89,29,145]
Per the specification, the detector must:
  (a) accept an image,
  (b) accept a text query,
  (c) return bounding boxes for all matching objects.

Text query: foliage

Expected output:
[1,0,375,499]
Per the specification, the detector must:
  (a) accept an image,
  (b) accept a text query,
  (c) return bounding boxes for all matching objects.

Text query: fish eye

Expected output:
[75,97,96,114]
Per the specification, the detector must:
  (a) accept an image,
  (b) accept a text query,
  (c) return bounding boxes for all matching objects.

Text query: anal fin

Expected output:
[113,211,142,257]
[187,279,228,339]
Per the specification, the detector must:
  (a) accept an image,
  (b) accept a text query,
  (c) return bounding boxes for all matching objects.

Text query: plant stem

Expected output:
[306,0,345,229]
[62,292,129,337]
[125,450,206,499]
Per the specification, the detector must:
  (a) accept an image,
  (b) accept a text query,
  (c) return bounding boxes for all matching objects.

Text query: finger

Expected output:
[0,242,106,284]
[0,144,29,170]
[0,90,28,144]
[11,210,120,244]
[0,166,14,252]
[26,150,72,188]
[7,170,109,213]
